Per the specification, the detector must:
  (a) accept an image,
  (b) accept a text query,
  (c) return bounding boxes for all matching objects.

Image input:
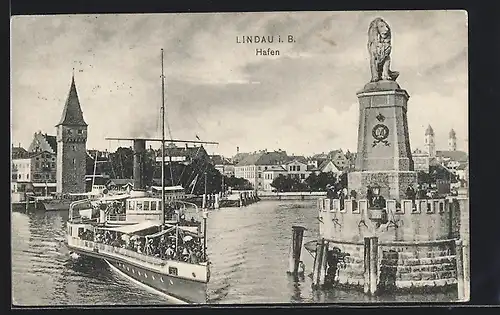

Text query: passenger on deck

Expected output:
[367,188,374,207]
[165,245,175,259]
[189,248,198,264]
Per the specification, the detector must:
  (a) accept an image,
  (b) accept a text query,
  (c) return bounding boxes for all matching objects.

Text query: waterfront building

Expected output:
[56,75,88,194]
[11,132,58,194]
[234,150,288,190]
[316,159,342,176]
[327,149,350,171]
[412,148,430,172]
[283,159,310,181]
[262,165,287,191]
[210,155,235,176]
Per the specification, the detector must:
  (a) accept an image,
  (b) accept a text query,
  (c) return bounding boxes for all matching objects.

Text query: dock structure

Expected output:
[301,186,469,298]
[288,17,469,301]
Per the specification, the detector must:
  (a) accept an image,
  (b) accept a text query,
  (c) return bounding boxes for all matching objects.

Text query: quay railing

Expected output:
[68,237,207,266]
[69,237,164,266]
[106,214,127,222]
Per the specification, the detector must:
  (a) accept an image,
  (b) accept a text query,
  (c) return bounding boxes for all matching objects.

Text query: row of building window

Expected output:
[288,165,302,172]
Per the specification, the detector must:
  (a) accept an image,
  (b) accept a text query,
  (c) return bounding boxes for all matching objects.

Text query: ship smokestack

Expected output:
[133,139,146,191]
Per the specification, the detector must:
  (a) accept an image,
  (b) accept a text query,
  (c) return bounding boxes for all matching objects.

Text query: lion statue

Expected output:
[367,17,399,82]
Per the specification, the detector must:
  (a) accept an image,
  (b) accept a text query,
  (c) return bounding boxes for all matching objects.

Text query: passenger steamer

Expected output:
[65,49,218,304]
[66,192,210,304]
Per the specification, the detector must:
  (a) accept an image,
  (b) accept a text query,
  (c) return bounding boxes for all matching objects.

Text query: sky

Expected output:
[11,11,468,158]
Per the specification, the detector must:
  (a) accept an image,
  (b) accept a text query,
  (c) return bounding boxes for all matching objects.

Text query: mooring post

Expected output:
[369,236,379,295]
[463,238,470,301]
[214,194,220,209]
[363,237,370,294]
[311,239,324,289]
[455,239,465,301]
[318,240,329,287]
[287,225,307,275]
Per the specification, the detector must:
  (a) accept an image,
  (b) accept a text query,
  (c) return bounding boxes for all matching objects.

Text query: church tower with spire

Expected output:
[424,124,436,158]
[448,128,457,151]
[56,74,88,194]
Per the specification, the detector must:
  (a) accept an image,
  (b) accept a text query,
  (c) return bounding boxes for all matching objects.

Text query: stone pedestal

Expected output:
[349,81,417,200]
[348,171,417,201]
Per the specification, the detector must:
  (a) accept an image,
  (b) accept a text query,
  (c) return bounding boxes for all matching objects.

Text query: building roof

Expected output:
[262,165,287,172]
[312,153,329,160]
[236,152,264,166]
[210,154,233,166]
[12,146,28,159]
[328,149,347,160]
[285,155,307,164]
[233,152,250,162]
[436,150,468,163]
[107,178,134,186]
[256,151,288,165]
[57,75,87,126]
[425,124,434,136]
[319,159,342,173]
[45,135,57,153]
[29,132,57,154]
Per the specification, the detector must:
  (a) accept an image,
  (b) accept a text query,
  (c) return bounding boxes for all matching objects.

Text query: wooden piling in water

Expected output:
[312,239,327,289]
[318,240,329,286]
[364,236,379,295]
[369,237,378,295]
[455,239,465,301]
[287,226,306,275]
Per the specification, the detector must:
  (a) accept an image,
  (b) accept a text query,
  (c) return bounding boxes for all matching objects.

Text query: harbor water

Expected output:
[11,200,456,306]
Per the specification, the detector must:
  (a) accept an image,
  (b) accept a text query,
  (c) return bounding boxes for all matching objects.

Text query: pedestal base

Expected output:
[348,171,417,201]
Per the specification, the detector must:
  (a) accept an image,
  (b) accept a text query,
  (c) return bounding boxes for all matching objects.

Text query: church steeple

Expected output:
[56,74,87,127]
[424,124,436,158]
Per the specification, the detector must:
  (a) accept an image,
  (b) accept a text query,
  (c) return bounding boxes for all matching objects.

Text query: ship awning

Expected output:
[164,224,200,237]
[99,194,130,202]
[150,185,185,192]
[103,221,159,234]
[32,183,57,188]
[145,225,177,239]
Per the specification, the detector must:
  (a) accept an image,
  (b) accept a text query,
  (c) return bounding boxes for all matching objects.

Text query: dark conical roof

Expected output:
[56,75,87,126]
[425,124,434,136]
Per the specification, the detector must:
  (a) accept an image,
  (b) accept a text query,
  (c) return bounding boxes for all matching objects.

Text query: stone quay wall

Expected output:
[317,198,465,243]
[378,241,457,290]
[315,197,468,294]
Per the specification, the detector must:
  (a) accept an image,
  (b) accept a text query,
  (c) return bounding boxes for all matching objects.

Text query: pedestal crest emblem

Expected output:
[372,124,390,147]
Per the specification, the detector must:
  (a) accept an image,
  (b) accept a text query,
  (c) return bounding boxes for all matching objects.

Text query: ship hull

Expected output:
[68,245,207,304]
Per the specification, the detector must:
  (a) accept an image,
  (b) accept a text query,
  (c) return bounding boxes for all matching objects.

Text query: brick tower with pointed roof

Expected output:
[56,74,88,194]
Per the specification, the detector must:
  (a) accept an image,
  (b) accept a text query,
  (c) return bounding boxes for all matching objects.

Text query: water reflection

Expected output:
[12,201,457,305]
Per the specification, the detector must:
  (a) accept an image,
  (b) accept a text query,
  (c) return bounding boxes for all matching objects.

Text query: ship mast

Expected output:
[161,48,166,225]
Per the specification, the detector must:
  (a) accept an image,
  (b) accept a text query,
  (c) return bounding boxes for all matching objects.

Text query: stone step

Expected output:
[395,278,457,289]
[398,270,457,281]
[337,273,364,286]
[399,255,456,266]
